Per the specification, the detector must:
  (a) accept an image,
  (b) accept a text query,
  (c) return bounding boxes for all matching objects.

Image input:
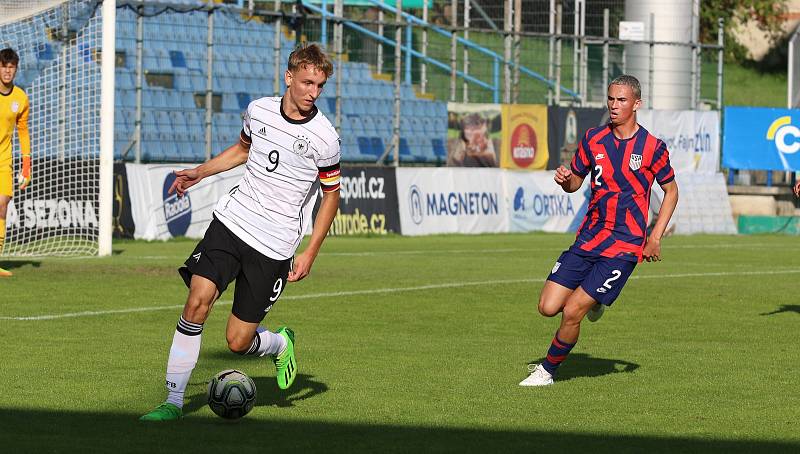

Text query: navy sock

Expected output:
[542,331,576,375]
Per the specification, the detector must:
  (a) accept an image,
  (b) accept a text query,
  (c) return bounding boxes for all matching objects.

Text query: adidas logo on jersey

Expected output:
[258,126,267,136]
[192,252,202,263]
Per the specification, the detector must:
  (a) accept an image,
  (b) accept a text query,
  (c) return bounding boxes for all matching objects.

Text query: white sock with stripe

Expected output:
[164,316,203,408]
[243,326,286,357]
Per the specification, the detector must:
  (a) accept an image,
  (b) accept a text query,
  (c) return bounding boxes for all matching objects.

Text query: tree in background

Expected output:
[701,0,788,63]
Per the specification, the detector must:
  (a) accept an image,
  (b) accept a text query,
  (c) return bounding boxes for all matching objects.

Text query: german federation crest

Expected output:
[629,153,642,171]
[292,135,310,155]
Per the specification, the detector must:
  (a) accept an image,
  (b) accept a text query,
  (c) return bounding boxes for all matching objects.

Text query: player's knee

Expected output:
[183,294,212,322]
[227,334,251,354]
[537,296,561,317]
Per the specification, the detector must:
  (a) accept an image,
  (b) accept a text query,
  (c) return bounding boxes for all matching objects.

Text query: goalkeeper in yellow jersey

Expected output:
[0,48,31,277]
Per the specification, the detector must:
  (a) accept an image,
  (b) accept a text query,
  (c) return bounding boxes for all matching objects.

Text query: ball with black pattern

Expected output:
[206,369,257,419]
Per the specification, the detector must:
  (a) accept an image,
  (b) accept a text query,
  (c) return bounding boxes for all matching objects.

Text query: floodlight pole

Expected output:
[377,0,384,73]
[555,2,562,105]
[205,0,215,162]
[602,8,609,91]
[421,0,428,93]
[450,0,457,101]
[504,0,512,103]
[134,4,143,163]
[393,0,403,167]
[648,13,655,109]
[717,18,724,110]
[463,0,470,103]
[690,0,699,109]
[547,0,555,105]
[335,0,343,132]
[274,0,282,96]
[512,0,521,103]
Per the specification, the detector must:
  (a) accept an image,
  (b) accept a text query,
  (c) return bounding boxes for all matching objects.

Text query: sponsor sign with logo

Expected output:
[397,168,509,235]
[500,104,549,170]
[124,164,244,240]
[506,170,590,233]
[637,109,720,174]
[324,166,400,236]
[6,158,99,242]
[722,107,800,171]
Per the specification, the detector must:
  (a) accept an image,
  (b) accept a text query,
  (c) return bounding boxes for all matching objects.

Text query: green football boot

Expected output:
[273,326,296,390]
[139,402,182,421]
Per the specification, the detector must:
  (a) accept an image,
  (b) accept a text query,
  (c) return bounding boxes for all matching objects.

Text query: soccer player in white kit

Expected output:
[141,44,341,421]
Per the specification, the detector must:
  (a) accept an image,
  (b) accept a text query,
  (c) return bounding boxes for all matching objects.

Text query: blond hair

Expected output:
[287,43,334,78]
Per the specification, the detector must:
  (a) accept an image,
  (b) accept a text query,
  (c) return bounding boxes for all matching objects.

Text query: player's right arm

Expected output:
[171,105,254,197]
[557,130,591,193]
[170,138,250,197]
[554,166,585,193]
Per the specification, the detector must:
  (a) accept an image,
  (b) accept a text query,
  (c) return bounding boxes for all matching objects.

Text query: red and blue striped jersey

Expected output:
[569,124,675,263]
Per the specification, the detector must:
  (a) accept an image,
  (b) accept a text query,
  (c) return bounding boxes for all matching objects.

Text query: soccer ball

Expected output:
[206,369,257,419]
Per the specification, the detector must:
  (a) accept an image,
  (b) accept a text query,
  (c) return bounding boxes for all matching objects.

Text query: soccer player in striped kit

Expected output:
[520,75,679,386]
[141,44,341,420]
[0,48,31,277]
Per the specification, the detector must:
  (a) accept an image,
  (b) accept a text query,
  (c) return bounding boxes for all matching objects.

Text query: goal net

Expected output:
[0,0,113,256]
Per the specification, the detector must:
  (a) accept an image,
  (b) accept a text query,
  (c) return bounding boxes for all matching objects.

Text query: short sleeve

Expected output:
[652,140,675,185]
[240,103,252,146]
[317,136,341,193]
[570,132,592,177]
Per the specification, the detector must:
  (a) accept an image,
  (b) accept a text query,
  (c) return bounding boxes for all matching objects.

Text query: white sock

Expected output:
[243,326,286,357]
[164,316,203,408]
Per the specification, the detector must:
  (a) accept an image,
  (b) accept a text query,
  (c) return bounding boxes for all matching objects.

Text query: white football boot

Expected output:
[519,364,554,387]
[587,303,605,322]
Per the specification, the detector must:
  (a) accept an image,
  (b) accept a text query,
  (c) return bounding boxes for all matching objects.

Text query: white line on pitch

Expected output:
[12,242,798,262]
[1,268,798,322]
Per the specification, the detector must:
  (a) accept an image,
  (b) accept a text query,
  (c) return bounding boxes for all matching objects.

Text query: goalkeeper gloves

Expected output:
[18,154,31,190]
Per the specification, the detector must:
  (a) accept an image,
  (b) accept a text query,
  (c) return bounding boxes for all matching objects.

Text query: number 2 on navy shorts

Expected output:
[547,250,636,306]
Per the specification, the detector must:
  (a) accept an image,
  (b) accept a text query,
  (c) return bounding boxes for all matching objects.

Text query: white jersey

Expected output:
[213,97,341,260]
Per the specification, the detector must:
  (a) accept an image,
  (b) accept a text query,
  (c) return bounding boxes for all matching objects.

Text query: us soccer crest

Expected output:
[629,153,642,170]
[292,135,310,155]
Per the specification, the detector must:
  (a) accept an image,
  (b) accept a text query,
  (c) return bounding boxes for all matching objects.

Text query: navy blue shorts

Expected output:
[546,250,636,306]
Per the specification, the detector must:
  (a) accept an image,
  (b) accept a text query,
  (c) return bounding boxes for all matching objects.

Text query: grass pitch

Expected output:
[1,233,799,453]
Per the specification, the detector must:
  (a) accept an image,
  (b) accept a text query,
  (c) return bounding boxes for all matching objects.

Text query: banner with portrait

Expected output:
[547,106,608,170]
[500,104,549,170]
[446,102,502,167]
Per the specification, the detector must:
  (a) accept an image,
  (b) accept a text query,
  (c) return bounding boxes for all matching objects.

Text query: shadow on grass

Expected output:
[183,373,329,414]
[0,408,797,453]
[760,305,800,316]
[0,260,41,271]
[526,352,639,382]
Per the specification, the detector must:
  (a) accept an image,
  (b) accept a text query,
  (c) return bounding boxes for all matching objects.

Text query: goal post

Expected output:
[0,0,114,257]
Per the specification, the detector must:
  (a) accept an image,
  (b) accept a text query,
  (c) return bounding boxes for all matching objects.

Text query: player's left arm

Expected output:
[643,141,679,262]
[289,138,342,282]
[17,96,31,190]
[289,188,339,282]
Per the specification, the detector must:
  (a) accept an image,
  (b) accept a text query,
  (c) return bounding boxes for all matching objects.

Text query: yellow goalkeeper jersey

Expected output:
[0,85,30,169]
